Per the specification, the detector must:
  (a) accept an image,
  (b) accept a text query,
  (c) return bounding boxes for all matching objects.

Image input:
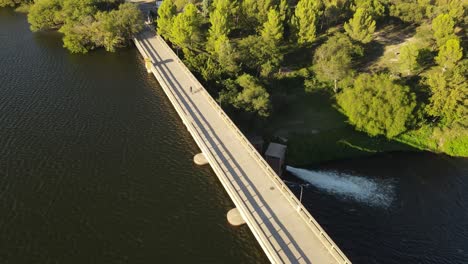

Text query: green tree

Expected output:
[435,0,466,23]
[241,0,258,27]
[432,13,456,47]
[201,0,212,17]
[337,73,417,138]
[62,0,96,23]
[278,0,290,22]
[323,0,350,27]
[352,0,385,19]
[28,0,63,31]
[389,0,433,23]
[157,0,176,39]
[170,3,202,50]
[257,0,276,24]
[234,74,270,117]
[91,3,143,52]
[425,62,467,126]
[435,38,463,70]
[261,8,284,45]
[0,0,31,7]
[344,7,376,44]
[207,0,231,52]
[238,34,283,77]
[59,19,94,54]
[292,0,320,45]
[212,34,239,75]
[313,33,363,91]
[399,43,420,75]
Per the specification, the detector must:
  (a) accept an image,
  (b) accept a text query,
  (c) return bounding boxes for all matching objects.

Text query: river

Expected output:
[1,8,467,264]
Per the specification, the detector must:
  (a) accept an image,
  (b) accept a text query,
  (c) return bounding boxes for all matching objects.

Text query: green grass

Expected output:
[286,127,415,166]
[261,81,416,165]
[398,125,468,157]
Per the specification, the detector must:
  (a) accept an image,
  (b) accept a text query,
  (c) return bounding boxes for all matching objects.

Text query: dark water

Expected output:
[1,8,467,264]
[0,9,266,264]
[288,153,468,264]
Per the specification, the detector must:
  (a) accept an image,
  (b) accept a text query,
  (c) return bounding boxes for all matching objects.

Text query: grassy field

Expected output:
[261,84,416,166]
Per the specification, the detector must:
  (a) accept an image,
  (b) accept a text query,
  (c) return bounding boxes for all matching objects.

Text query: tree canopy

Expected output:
[27,0,143,53]
[170,3,202,50]
[435,38,463,70]
[399,43,420,75]
[313,33,363,91]
[425,61,467,126]
[157,0,176,39]
[261,8,284,46]
[292,0,319,45]
[233,74,270,117]
[352,0,385,19]
[432,13,456,47]
[337,73,416,138]
[344,7,376,44]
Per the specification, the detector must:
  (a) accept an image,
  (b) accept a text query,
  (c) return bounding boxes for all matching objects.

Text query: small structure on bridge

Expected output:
[265,143,287,177]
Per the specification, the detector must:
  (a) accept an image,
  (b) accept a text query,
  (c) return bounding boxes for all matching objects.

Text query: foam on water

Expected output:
[286,166,395,208]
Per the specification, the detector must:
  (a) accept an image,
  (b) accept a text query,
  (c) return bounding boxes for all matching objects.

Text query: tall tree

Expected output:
[337,73,416,138]
[389,0,433,23]
[435,0,466,24]
[234,74,270,117]
[435,38,463,71]
[207,0,231,52]
[313,33,363,91]
[344,7,376,44]
[257,0,276,25]
[91,3,143,52]
[241,0,258,27]
[28,0,63,31]
[261,8,284,45]
[212,34,239,75]
[352,0,385,19]
[278,0,290,22]
[425,61,467,126]
[201,0,212,17]
[0,0,31,7]
[170,3,202,50]
[292,0,320,45]
[62,0,96,23]
[399,43,420,75]
[157,0,176,39]
[432,13,456,47]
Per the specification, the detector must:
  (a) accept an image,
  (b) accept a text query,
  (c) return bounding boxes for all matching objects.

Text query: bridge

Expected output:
[131,3,352,263]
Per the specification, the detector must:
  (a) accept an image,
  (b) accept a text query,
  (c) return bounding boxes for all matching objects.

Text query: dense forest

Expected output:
[154,0,467,161]
[1,0,144,53]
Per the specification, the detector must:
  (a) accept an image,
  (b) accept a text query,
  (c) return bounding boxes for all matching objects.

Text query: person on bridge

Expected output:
[190,86,193,93]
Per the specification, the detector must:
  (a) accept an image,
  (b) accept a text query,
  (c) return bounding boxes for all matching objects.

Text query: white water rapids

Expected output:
[286,166,395,208]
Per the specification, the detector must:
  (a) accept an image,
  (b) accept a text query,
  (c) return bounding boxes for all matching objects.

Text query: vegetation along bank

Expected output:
[2,0,466,165]
[155,0,467,164]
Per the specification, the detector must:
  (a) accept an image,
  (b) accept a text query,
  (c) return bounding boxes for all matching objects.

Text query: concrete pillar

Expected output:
[144,57,152,73]
[227,208,246,226]
[193,153,208,166]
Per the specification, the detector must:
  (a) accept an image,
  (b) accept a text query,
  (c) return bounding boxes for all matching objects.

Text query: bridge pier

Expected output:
[144,57,152,73]
[227,208,246,226]
[193,153,208,166]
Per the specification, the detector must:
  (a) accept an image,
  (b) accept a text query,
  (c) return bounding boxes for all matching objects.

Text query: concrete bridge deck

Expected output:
[133,21,351,263]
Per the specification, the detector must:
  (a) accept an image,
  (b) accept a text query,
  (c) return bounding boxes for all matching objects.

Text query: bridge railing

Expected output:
[152,34,351,264]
